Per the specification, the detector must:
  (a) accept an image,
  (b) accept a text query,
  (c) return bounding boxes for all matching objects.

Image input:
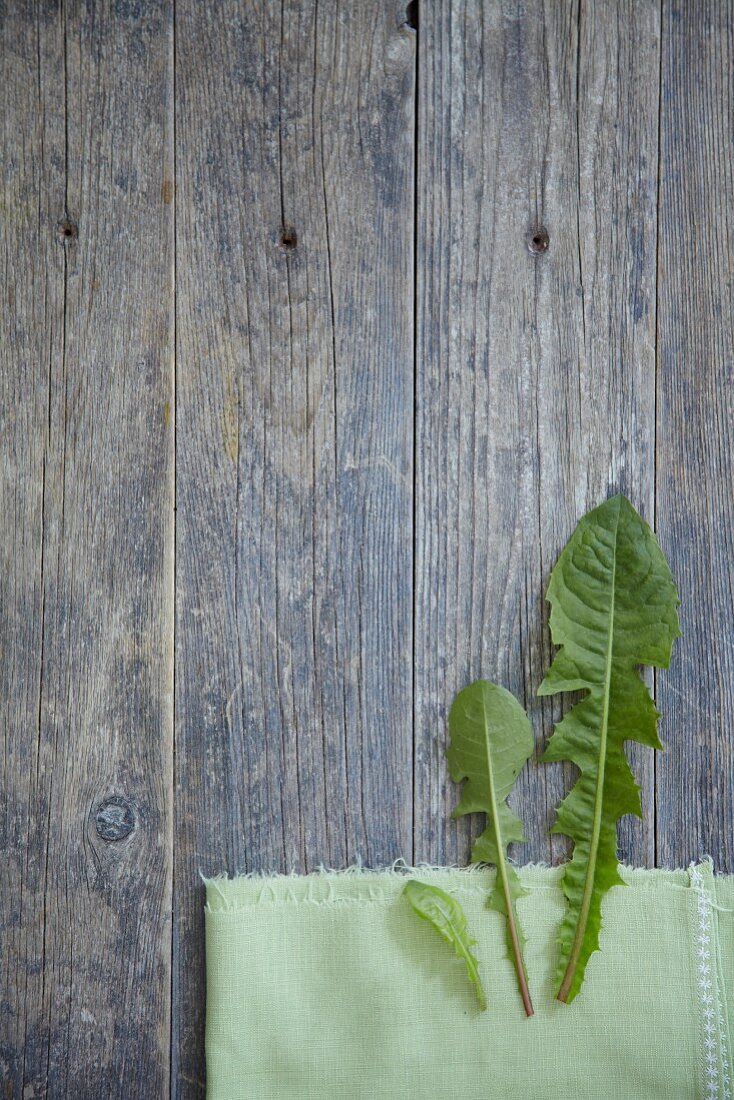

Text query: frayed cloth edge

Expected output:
[202,858,722,914]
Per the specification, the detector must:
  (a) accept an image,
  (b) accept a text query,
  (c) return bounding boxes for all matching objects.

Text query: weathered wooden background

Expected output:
[2,0,732,1095]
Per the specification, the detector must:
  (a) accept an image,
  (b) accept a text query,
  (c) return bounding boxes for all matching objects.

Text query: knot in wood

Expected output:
[95,796,136,842]
[56,219,78,244]
[277,225,298,253]
[403,1,418,31]
[527,226,549,254]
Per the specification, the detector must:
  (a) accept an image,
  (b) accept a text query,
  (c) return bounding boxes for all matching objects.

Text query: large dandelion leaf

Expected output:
[539,494,680,1002]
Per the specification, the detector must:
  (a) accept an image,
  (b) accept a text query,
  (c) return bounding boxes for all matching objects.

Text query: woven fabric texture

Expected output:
[205,862,733,1099]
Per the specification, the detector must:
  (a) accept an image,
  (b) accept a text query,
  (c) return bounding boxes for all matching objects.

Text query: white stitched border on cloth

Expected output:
[690,863,732,1100]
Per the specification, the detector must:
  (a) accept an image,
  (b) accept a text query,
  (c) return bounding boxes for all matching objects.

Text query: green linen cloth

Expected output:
[205,861,733,1099]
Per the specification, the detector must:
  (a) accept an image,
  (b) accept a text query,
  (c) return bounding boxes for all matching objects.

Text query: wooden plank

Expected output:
[0,2,174,1094]
[414,0,661,867]
[174,2,415,1092]
[656,0,734,873]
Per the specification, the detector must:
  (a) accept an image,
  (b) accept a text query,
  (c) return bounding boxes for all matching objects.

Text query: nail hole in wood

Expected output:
[404,1,418,31]
[95,796,136,842]
[278,225,298,253]
[57,219,78,243]
[527,226,549,255]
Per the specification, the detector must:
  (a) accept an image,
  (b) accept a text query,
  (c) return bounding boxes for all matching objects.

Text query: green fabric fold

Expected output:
[205,862,733,1099]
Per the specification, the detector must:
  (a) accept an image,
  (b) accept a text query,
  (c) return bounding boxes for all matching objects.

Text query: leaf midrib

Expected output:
[558,505,620,1000]
[482,704,510,907]
[481,702,529,1005]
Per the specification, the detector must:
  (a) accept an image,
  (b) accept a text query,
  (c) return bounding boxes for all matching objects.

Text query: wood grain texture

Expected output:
[2,2,733,1094]
[173,2,415,1092]
[414,0,662,869]
[656,0,734,873]
[0,2,174,1095]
